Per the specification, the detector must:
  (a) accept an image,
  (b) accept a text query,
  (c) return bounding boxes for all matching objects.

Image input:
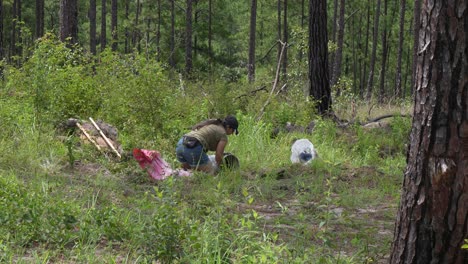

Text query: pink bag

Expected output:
[133,148,191,180]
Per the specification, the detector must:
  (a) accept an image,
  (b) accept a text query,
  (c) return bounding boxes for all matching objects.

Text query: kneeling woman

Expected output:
[176,115,239,174]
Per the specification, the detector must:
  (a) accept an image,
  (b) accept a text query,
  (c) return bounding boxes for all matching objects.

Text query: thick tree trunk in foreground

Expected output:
[390,1,468,263]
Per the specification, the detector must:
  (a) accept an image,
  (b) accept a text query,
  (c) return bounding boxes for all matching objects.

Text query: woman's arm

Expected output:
[214,140,227,168]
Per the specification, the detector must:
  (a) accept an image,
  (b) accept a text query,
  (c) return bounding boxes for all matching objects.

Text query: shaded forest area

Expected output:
[0,0,417,101]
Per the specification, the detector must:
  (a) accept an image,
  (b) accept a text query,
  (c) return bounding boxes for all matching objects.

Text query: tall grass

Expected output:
[0,39,412,263]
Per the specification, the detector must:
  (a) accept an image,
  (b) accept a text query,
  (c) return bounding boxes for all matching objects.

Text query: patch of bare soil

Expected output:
[235,165,398,263]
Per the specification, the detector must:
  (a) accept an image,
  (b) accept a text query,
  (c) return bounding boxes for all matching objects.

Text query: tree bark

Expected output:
[277,0,281,83]
[156,0,161,61]
[169,0,175,68]
[308,0,331,115]
[394,0,406,98]
[133,0,141,52]
[111,0,117,51]
[378,0,388,103]
[331,0,345,90]
[0,0,4,59]
[35,0,44,39]
[298,0,305,62]
[365,0,381,101]
[185,0,193,75]
[89,0,97,55]
[101,0,107,51]
[359,0,371,98]
[329,0,338,80]
[410,0,421,98]
[390,0,468,263]
[281,0,288,79]
[248,0,257,83]
[208,0,212,72]
[124,0,129,53]
[59,0,78,45]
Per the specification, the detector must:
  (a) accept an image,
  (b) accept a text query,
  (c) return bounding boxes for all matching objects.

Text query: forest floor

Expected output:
[67,156,401,263]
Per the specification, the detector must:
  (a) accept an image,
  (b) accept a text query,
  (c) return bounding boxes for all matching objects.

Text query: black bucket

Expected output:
[222,153,240,170]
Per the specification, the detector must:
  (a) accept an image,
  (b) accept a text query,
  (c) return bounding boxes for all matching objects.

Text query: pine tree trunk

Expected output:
[101,0,107,51]
[124,0,129,53]
[247,0,257,83]
[410,0,421,98]
[277,0,281,83]
[169,0,175,68]
[378,0,388,103]
[394,0,406,98]
[111,0,117,51]
[331,0,345,90]
[156,0,161,61]
[208,0,212,72]
[329,0,338,81]
[35,0,44,39]
[59,0,78,45]
[308,0,331,115]
[281,0,288,80]
[89,0,97,55]
[0,0,4,59]
[365,0,381,101]
[185,0,193,75]
[390,1,468,262]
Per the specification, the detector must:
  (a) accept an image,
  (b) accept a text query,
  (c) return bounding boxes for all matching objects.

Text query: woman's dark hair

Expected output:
[191,118,223,130]
[192,115,239,134]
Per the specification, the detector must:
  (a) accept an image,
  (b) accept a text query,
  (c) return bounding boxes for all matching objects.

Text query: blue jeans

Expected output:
[176,137,209,168]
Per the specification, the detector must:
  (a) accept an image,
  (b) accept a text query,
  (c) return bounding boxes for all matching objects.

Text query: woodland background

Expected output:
[0,0,438,263]
[1,0,416,102]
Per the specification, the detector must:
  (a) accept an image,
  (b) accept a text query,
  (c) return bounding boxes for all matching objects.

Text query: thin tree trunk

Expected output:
[248,0,257,83]
[298,0,305,62]
[11,0,17,61]
[36,0,44,39]
[331,0,345,90]
[365,0,381,101]
[156,0,161,61]
[394,0,406,98]
[101,0,107,51]
[185,0,193,75]
[282,0,288,80]
[277,0,281,77]
[111,0,117,51]
[89,0,97,55]
[378,0,388,103]
[16,0,21,62]
[351,13,358,94]
[124,0,129,53]
[0,0,3,59]
[208,0,212,72]
[133,0,141,52]
[359,0,371,98]
[329,0,338,80]
[169,0,175,68]
[390,1,468,262]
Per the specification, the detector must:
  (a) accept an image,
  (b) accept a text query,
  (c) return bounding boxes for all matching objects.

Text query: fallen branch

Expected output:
[76,122,102,151]
[89,117,121,159]
[367,114,411,123]
[235,85,267,100]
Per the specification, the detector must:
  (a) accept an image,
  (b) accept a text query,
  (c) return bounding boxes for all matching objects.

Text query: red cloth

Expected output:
[133,148,192,180]
[133,148,172,180]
